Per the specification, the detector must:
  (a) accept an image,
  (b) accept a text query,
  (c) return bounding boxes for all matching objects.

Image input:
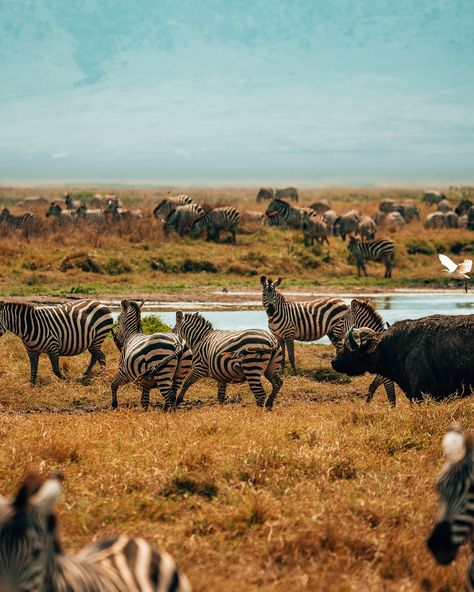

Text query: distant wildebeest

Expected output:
[322,209,337,235]
[375,211,406,232]
[442,211,459,228]
[265,199,312,229]
[301,211,329,247]
[437,199,453,213]
[392,202,420,222]
[256,187,274,202]
[455,199,473,216]
[333,210,360,240]
[424,212,445,229]
[310,200,332,214]
[379,199,396,213]
[275,187,299,202]
[422,190,448,205]
[331,314,474,401]
[357,215,376,240]
[347,236,395,278]
[153,195,193,220]
[164,203,205,236]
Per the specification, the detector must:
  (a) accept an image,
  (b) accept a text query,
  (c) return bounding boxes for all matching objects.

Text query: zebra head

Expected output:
[0,208,10,222]
[115,300,144,348]
[260,275,282,316]
[173,311,213,348]
[428,427,474,565]
[0,474,62,592]
[45,203,61,218]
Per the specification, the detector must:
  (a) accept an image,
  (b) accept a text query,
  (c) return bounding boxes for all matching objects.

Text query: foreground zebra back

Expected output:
[0,474,191,592]
[265,199,312,229]
[173,311,283,409]
[331,299,396,406]
[153,195,193,220]
[0,300,113,384]
[347,236,395,278]
[164,204,205,236]
[428,427,474,590]
[190,207,240,242]
[260,275,348,371]
[111,299,192,409]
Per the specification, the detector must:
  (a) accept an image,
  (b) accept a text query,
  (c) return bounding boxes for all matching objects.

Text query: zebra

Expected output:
[428,426,474,590]
[357,215,376,240]
[110,299,192,410]
[164,204,205,236]
[190,207,240,242]
[45,202,77,220]
[0,473,191,592]
[0,300,113,384]
[104,199,143,220]
[173,311,283,409]
[260,275,348,371]
[0,208,39,240]
[256,187,274,202]
[64,192,82,209]
[331,299,396,406]
[275,186,299,202]
[347,236,395,278]
[153,195,193,220]
[301,211,329,247]
[265,199,312,229]
[76,203,104,220]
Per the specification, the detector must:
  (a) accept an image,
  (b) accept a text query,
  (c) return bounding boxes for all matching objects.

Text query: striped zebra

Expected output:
[0,473,191,592]
[111,299,192,410]
[0,300,112,384]
[260,275,348,371]
[164,204,204,236]
[264,199,312,229]
[46,202,77,219]
[153,195,193,220]
[76,203,104,221]
[428,427,474,589]
[190,207,240,242]
[0,208,37,228]
[331,299,396,406]
[173,311,283,409]
[347,236,395,278]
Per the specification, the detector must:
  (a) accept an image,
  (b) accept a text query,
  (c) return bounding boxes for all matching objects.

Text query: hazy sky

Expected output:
[1,1,473,186]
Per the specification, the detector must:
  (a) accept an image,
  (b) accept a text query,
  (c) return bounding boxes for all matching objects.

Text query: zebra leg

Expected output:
[278,338,286,369]
[244,372,266,407]
[83,347,106,380]
[229,225,236,243]
[139,376,156,411]
[27,350,40,385]
[286,339,297,372]
[176,368,205,405]
[48,353,65,381]
[383,379,396,407]
[111,373,129,409]
[217,382,228,404]
[264,371,283,409]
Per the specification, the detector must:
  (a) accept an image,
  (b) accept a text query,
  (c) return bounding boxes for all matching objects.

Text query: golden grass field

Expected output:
[0,186,473,590]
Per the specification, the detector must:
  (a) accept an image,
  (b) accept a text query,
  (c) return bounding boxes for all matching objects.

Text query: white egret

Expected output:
[438,253,472,293]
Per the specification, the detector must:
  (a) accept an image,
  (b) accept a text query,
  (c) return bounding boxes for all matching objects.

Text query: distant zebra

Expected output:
[331,299,396,406]
[0,208,38,239]
[46,202,76,220]
[0,300,113,384]
[153,195,193,219]
[173,311,283,409]
[164,204,205,236]
[64,192,82,209]
[190,207,240,242]
[256,187,274,202]
[111,300,192,409]
[275,186,299,202]
[0,473,191,592]
[265,199,312,229]
[347,236,395,278]
[260,275,348,371]
[76,203,104,220]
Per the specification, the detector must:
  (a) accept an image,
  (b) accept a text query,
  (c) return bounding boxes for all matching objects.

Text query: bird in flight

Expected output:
[438,254,472,293]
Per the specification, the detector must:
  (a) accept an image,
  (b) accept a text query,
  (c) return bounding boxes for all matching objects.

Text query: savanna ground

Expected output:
[0,186,473,591]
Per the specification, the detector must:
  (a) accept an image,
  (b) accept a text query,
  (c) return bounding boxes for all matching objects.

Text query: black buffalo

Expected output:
[331,314,474,401]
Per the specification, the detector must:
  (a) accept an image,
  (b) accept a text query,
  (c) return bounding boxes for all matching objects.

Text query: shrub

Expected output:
[60,252,102,273]
[406,240,435,255]
[180,259,217,273]
[104,258,132,275]
[142,314,171,333]
[69,284,98,295]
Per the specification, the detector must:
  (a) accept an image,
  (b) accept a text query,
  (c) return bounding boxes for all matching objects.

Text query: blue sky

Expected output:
[1,1,473,186]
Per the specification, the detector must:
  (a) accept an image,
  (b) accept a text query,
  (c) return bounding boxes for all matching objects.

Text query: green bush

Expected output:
[104,258,132,275]
[141,314,172,333]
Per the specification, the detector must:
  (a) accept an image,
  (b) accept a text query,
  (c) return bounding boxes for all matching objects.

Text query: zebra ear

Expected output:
[14,474,43,510]
[137,300,145,309]
[176,311,183,322]
[273,277,282,287]
[0,301,5,311]
[121,299,130,311]
[260,275,267,286]
[31,478,62,514]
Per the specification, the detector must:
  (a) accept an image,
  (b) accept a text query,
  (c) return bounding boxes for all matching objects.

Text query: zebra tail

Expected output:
[145,343,184,377]
[222,345,274,360]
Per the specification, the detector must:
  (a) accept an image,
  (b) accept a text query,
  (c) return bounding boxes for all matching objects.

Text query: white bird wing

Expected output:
[438,253,457,272]
[458,259,473,274]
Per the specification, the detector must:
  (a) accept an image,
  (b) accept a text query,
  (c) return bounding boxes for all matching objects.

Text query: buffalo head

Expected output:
[331,326,381,376]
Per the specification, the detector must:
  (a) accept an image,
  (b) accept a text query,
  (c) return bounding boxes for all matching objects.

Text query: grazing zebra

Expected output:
[0,473,191,592]
[0,208,38,232]
[333,210,360,239]
[260,275,348,371]
[275,186,299,202]
[301,212,329,246]
[173,311,283,409]
[428,426,474,590]
[256,187,274,202]
[0,300,113,384]
[265,199,312,229]
[45,202,76,219]
[111,300,192,409]
[357,215,376,240]
[164,204,205,236]
[331,299,396,406]
[76,203,104,220]
[347,236,395,278]
[190,207,240,242]
[153,195,193,219]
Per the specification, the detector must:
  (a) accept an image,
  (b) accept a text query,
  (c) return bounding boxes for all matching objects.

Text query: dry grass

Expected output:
[0,333,472,591]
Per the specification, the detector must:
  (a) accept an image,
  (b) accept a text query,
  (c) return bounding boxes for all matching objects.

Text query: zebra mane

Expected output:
[187,312,214,331]
[164,207,177,223]
[350,299,386,332]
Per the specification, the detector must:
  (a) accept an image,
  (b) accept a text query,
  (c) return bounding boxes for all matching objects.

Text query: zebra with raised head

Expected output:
[153,195,193,220]
[265,199,312,229]
[173,311,283,409]
[347,236,395,278]
[331,299,396,406]
[260,276,348,371]
[0,300,112,384]
[428,426,474,589]
[0,208,37,228]
[190,207,240,242]
[45,202,76,220]
[0,473,191,592]
[110,299,192,410]
[164,204,205,236]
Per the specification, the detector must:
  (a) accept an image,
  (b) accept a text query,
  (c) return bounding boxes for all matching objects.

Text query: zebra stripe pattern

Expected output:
[0,208,37,228]
[173,311,283,409]
[111,299,192,409]
[331,299,396,406]
[153,195,193,220]
[190,207,240,242]
[0,300,113,384]
[347,236,395,278]
[260,275,348,371]
[0,474,191,592]
[428,427,474,590]
[164,204,205,236]
[264,199,313,229]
